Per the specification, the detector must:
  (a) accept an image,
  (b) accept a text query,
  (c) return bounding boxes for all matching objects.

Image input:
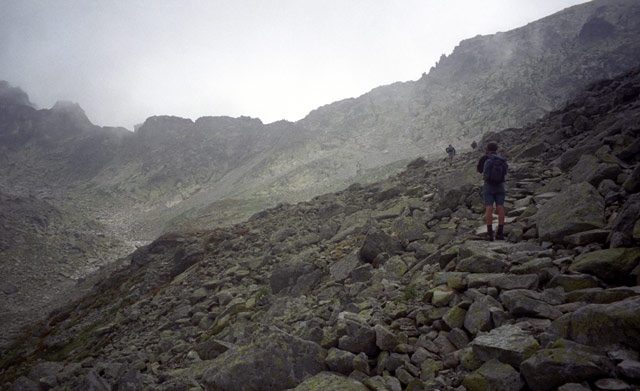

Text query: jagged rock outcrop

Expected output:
[2,64,639,391]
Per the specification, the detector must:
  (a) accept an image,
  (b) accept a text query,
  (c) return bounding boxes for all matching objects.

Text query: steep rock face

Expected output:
[298,0,640,177]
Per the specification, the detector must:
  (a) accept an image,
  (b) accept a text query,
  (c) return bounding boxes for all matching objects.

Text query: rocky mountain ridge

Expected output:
[2,0,640,238]
[1,63,639,390]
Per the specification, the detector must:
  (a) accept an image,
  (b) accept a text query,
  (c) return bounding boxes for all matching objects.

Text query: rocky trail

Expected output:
[1,68,640,390]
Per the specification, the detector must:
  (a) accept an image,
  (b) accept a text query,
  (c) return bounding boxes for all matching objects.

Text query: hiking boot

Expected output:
[485,232,494,241]
[495,232,505,240]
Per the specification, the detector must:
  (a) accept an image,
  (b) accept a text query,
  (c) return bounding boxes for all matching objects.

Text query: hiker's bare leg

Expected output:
[485,206,493,226]
[497,205,505,225]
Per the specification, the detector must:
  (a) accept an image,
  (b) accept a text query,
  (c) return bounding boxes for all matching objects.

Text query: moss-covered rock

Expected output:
[568,296,640,350]
[286,372,368,391]
[463,359,524,391]
[443,306,467,330]
[568,247,640,284]
[470,324,540,368]
[546,274,599,292]
[520,348,614,391]
[202,327,326,391]
[534,182,604,243]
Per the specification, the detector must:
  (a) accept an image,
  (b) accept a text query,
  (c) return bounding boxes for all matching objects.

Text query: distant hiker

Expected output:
[477,141,508,241]
[471,140,477,150]
[445,144,456,165]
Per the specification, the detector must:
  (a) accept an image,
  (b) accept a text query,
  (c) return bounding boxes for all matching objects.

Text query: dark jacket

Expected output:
[477,155,490,173]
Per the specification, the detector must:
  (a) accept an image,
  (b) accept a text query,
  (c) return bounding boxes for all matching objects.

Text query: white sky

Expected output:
[0,0,588,130]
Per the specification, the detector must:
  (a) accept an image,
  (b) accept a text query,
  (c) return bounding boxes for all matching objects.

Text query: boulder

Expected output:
[463,359,525,391]
[564,229,610,246]
[499,290,563,320]
[442,306,467,330]
[330,253,361,282]
[325,348,356,375]
[546,274,599,292]
[456,256,508,273]
[565,287,639,304]
[374,324,400,352]
[470,324,540,368]
[337,315,377,356]
[520,348,614,391]
[568,247,640,285]
[202,327,326,391]
[285,372,368,391]
[464,300,493,335]
[193,338,232,360]
[270,259,317,294]
[570,154,622,187]
[607,193,640,248]
[358,228,403,263]
[489,274,539,290]
[7,377,40,391]
[392,217,428,243]
[622,163,640,194]
[568,296,640,350]
[617,359,640,380]
[535,182,604,243]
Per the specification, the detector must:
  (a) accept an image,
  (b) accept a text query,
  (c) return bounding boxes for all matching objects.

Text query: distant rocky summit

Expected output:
[1,63,638,390]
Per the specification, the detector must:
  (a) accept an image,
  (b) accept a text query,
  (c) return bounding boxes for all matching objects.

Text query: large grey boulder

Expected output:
[499,290,563,320]
[392,216,429,243]
[325,348,356,375]
[535,182,604,243]
[457,256,508,273]
[202,327,326,391]
[568,247,640,285]
[8,377,40,391]
[337,313,377,356]
[520,348,614,391]
[607,193,640,248]
[470,324,540,368]
[570,154,622,187]
[374,324,400,352]
[358,228,403,263]
[464,299,493,335]
[330,253,361,282]
[284,372,368,391]
[623,163,640,194]
[463,359,525,391]
[270,259,317,294]
[568,296,640,350]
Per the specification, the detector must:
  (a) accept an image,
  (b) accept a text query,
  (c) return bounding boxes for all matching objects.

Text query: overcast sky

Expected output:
[1,0,588,130]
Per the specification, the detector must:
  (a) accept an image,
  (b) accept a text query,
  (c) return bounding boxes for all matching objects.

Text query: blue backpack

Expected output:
[483,154,508,184]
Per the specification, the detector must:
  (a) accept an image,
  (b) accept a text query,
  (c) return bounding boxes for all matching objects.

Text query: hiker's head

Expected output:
[486,141,498,153]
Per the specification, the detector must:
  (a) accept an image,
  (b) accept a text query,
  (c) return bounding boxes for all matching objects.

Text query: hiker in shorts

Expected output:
[445,144,456,165]
[477,141,508,241]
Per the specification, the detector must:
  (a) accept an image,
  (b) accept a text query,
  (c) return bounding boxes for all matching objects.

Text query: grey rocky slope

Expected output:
[4,0,639,354]
[2,65,639,391]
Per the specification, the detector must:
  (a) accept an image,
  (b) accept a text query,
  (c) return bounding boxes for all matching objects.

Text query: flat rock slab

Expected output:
[286,372,368,391]
[470,324,540,368]
[568,296,640,350]
[463,359,525,391]
[535,182,605,243]
[569,247,640,285]
[499,289,563,320]
[521,348,615,391]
